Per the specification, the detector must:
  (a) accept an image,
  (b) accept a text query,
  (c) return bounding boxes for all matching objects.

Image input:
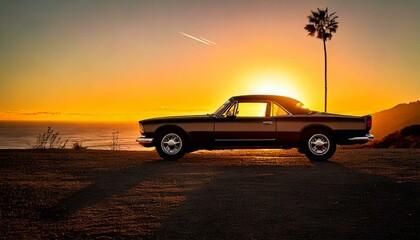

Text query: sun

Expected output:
[254,84,290,96]
[247,74,301,99]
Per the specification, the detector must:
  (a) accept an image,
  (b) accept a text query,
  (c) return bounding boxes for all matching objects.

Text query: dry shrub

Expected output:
[32,127,68,149]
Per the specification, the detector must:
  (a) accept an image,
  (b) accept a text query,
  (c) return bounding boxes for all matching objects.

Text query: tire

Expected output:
[155,129,187,161]
[301,129,336,162]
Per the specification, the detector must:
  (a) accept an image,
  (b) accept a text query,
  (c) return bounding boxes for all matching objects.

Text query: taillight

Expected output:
[366,116,372,130]
[139,123,145,135]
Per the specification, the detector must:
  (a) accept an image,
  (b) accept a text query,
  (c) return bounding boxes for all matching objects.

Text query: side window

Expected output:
[271,103,288,116]
[236,102,269,117]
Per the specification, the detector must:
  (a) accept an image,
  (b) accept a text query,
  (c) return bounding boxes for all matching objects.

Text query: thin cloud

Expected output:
[4,111,95,116]
[179,32,216,45]
[20,111,61,116]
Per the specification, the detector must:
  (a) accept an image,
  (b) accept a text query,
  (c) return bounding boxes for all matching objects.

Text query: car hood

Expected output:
[140,114,213,124]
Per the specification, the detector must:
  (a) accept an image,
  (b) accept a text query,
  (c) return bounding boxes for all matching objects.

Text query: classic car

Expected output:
[136,95,373,161]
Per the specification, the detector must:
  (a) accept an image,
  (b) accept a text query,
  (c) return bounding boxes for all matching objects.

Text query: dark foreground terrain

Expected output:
[0,149,418,239]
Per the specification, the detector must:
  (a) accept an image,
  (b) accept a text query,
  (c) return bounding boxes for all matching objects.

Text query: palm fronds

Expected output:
[304,8,338,41]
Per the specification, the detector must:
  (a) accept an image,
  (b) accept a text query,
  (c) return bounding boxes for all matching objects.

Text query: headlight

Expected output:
[139,123,145,135]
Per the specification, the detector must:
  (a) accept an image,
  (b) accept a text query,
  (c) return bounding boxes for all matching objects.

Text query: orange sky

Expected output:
[0,0,419,122]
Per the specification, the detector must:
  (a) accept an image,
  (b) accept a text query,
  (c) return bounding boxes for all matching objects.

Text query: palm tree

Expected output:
[304,8,338,112]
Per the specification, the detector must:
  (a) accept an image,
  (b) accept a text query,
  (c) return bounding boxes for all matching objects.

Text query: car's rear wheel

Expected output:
[155,130,187,161]
[301,129,336,161]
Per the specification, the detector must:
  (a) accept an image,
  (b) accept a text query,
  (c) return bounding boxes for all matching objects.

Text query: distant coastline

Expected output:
[0,121,143,150]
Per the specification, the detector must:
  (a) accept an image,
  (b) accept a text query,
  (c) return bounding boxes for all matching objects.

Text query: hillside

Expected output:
[371,100,420,140]
[373,125,420,148]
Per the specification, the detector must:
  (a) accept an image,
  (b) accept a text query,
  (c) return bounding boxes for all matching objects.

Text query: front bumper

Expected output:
[348,133,374,141]
[136,136,154,145]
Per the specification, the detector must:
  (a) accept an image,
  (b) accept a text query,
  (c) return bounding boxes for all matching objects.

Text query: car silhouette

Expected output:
[137,95,373,161]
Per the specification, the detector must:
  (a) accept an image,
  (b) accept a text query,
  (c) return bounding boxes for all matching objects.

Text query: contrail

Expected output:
[179,32,216,45]
[198,36,217,45]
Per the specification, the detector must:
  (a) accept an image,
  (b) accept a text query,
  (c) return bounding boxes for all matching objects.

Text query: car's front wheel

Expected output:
[301,129,336,161]
[155,130,187,161]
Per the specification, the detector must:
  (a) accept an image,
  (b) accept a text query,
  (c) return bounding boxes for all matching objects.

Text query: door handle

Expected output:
[262,121,273,125]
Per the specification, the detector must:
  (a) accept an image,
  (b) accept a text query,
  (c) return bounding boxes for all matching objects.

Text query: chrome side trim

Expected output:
[136,136,154,144]
[215,139,276,142]
[348,133,374,141]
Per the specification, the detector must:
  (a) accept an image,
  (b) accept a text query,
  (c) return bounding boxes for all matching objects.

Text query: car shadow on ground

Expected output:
[39,155,418,239]
[40,160,182,220]
[154,160,418,239]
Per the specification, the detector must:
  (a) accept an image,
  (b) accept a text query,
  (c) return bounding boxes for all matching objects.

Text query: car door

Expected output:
[214,101,276,146]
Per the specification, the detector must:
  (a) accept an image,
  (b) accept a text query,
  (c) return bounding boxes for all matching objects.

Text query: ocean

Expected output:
[0,121,145,151]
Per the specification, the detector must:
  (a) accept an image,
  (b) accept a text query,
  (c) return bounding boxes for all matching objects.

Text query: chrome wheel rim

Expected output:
[308,134,330,156]
[161,133,182,155]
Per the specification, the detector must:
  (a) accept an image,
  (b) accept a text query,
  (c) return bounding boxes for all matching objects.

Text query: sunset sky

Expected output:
[1,0,419,121]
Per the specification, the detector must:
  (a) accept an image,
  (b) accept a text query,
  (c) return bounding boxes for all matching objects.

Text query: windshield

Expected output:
[214,99,233,115]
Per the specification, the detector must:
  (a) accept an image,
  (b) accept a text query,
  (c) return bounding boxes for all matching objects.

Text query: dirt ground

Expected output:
[0,149,418,239]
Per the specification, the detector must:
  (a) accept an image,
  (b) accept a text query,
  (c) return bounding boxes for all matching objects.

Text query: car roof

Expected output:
[228,95,311,115]
[231,94,299,103]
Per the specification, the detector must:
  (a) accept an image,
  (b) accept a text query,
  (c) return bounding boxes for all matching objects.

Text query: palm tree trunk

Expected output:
[323,39,327,112]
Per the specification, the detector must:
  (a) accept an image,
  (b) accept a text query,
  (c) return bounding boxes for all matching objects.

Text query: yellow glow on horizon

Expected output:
[242,71,302,101]
[0,1,419,123]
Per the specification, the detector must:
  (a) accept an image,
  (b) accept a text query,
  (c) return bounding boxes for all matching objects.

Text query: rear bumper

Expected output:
[136,136,154,145]
[348,133,374,141]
